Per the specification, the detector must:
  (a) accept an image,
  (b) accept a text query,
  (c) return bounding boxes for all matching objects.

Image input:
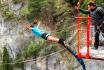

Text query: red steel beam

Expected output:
[81,55,104,60]
[76,16,91,59]
[86,16,91,59]
[77,16,82,58]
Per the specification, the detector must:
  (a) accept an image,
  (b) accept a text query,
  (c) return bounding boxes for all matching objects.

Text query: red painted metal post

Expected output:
[76,16,91,59]
[77,16,81,58]
[86,16,91,59]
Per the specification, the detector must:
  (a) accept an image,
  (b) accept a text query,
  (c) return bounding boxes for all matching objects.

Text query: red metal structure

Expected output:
[76,16,91,59]
[76,16,104,60]
[75,0,104,61]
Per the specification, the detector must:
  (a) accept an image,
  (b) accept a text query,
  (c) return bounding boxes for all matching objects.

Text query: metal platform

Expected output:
[81,46,104,60]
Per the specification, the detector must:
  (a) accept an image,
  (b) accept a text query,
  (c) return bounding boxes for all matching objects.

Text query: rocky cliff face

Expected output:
[0,16,31,59]
[0,15,79,70]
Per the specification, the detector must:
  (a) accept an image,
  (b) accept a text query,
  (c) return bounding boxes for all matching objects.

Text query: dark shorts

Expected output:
[41,33,50,40]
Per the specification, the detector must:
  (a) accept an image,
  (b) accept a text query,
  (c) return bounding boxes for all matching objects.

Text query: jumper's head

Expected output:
[87,2,96,11]
[33,18,38,25]
[30,17,39,27]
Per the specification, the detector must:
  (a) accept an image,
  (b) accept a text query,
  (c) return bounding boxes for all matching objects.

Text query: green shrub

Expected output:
[2,47,13,70]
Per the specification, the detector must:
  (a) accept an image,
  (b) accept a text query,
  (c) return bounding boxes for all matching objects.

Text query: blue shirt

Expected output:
[32,26,44,37]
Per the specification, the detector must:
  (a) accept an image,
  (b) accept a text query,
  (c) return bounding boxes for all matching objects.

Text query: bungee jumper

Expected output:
[25,18,86,70]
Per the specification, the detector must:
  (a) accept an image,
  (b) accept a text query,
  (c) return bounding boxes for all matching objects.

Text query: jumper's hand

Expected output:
[24,24,32,30]
[75,6,80,10]
[75,1,80,11]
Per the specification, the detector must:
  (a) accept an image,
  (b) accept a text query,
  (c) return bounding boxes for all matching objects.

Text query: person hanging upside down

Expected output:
[25,18,67,46]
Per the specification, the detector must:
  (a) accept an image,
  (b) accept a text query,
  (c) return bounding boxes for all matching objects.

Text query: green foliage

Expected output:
[15,52,24,69]
[39,44,57,56]
[65,0,104,8]
[15,39,46,68]
[80,0,88,8]
[0,4,14,20]
[23,40,46,58]
[13,0,22,4]
[96,0,104,7]
[27,0,43,21]
[20,5,30,17]
[53,0,69,17]
[0,65,2,70]
[15,38,58,68]
[2,47,13,70]
[65,0,79,6]
[56,19,70,39]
